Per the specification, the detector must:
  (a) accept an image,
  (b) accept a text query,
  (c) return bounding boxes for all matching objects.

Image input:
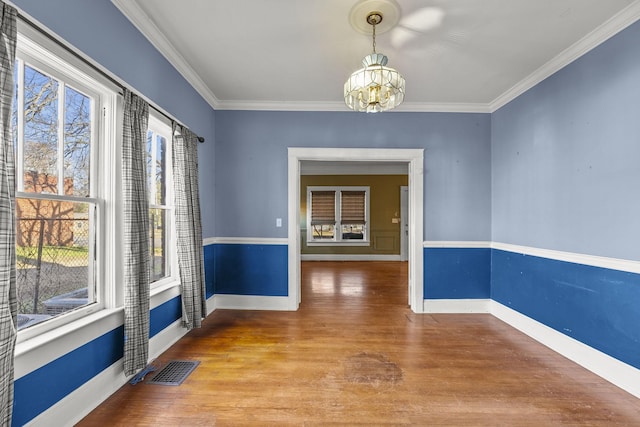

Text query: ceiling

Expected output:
[113,0,640,113]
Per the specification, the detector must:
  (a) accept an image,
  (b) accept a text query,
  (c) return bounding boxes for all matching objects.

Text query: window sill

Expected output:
[150,278,181,309]
[15,307,124,378]
[15,281,183,379]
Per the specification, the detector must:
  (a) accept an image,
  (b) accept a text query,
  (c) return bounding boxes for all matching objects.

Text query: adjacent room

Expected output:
[1,0,639,426]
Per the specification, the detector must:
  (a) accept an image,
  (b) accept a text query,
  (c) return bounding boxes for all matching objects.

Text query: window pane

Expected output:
[150,208,168,282]
[146,130,153,200]
[23,65,59,194]
[312,224,334,239]
[155,135,166,205]
[341,224,364,239]
[16,198,94,330]
[64,86,92,197]
[12,60,18,155]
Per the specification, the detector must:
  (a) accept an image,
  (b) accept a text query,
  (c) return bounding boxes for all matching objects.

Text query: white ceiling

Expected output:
[113,0,640,113]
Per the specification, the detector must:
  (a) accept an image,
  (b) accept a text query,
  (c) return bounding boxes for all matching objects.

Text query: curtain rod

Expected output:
[16,11,205,143]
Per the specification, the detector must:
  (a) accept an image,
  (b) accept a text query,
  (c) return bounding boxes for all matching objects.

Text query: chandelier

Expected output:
[344,11,405,113]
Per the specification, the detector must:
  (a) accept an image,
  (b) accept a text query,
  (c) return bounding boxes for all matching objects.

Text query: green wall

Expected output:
[301,175,408,255]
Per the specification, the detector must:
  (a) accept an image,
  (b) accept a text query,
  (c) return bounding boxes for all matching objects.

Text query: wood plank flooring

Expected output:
[77,261,640,426]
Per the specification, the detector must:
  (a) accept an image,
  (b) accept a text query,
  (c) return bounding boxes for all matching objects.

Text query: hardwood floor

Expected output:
[77,261,640,426]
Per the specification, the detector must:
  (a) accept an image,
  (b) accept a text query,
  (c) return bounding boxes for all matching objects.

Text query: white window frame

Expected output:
[15,28,118,342]
[306,186,370,246]
[146,114,178,292]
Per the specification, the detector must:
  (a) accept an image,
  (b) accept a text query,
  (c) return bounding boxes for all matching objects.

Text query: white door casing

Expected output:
[287,147,424,313]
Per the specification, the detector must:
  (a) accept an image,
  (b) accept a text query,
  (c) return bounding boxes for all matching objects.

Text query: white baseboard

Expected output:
[490,301,640,399]
[423,298,491,313]
[301,254,401,261]
[26,360,125,427]
[212,294,293,311]
[27,318,189,427]
[148,319,188,361]
[206,294,216,316]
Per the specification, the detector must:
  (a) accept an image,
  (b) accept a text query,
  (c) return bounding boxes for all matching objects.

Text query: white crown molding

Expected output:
[215,100,348,112]
[214,99,491,113]
[113,1,640,114]
[393,102,491,114]
[490,0,640,112]
[110,0,221,110]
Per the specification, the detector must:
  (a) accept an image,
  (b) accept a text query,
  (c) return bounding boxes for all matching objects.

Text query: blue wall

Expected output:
[490,19,640,373]
[215,110,492,242]
[213,244,288,296]
[424,248,491,299]
[491,20,640,261]
[492,249,640,369]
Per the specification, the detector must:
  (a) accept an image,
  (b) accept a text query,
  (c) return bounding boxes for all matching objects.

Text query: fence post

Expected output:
[33,218,46,314]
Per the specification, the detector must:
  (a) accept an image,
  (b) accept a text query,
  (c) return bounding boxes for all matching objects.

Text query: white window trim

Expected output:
[147,114,179,292]
[15,25,119,343]
[306,185,370,246]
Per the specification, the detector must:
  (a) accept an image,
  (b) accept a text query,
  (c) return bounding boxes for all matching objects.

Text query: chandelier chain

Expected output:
[372,20,376,53]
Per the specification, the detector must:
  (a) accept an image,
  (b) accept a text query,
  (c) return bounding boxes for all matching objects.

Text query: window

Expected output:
[146,115,176,287]
[309,190,335,239]
[340,190,367,239]
[307,186,369,244]
[13,31,116,334]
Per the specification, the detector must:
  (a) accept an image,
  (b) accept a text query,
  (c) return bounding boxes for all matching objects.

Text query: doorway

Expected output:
[287,148,424,313]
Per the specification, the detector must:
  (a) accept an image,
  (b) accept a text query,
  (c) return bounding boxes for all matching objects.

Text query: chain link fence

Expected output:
[16,217,90,326]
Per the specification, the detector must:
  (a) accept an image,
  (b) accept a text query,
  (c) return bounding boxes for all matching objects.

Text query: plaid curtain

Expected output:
[0,3,16,425]
[173,124,205,329]
[122,89,150,376]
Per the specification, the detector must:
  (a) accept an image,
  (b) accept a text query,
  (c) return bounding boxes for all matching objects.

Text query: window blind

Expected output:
[340,191,366,224]
[310,190,336,225]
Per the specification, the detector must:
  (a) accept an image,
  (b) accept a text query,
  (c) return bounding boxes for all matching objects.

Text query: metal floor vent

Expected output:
[147,360,200,386]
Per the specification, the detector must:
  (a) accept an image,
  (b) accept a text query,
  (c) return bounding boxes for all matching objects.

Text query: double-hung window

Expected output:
[307,186,369,244]
[146,115,176,288]
[13,30,116,335]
